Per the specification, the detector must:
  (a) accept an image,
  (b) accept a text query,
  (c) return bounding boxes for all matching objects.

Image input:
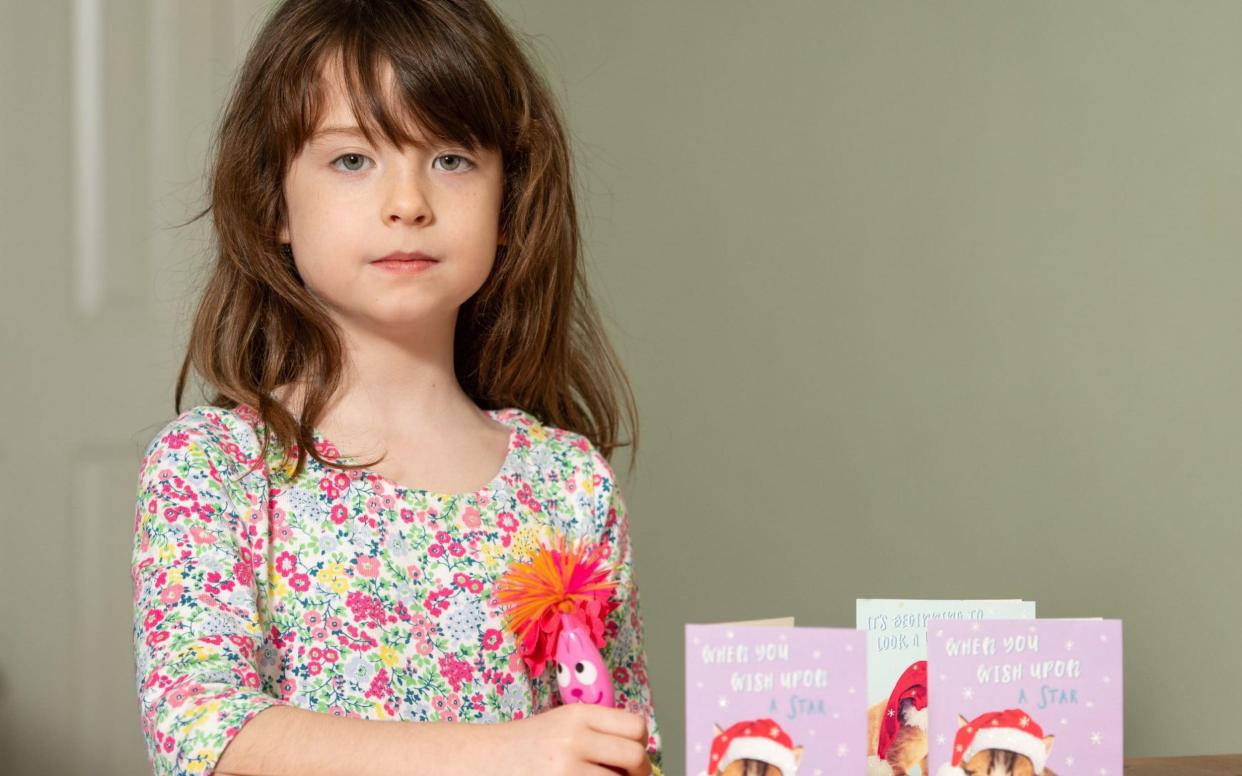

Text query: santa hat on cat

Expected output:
[936,709,1048,776]
[708,718,799,776]
[869,661,928,776]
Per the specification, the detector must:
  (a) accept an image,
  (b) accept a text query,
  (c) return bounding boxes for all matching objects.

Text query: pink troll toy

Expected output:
[495,534,619,708]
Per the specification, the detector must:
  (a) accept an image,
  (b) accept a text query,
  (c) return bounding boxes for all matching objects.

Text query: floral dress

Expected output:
[131,403,662,776]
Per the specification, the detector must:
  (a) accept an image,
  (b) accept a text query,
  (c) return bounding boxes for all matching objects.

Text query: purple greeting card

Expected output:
[928,619,1123,776]
[686,623,867,776]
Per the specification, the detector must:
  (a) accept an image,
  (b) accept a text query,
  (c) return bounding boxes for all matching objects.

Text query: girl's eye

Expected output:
[434,154,474,172]
[332,153,371,173]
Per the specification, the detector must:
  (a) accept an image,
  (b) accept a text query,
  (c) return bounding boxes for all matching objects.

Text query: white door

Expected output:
[0,2,272,772]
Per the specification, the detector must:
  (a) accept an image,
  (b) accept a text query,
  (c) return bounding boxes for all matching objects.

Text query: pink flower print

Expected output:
[233,560,254,587]
[303,610,323,628]
[428,544,445,558]
[406,564,422,581]
[482,629,503,651]
[275,552,298,577]
[289,573,311,592]
[318,477,340,500]
[280,678,297,697]
[381,494,395,509]
[166,685,191,708]
[329,706,347,717]
[143,609,164,630]
[366,496,381,512]
[308,661,322,675]
[355,555,381,578]
[145,630,169,647]
[158,584,183,606]
[612,667,630,685]
[189,525,217,545]
[323,647,340,663]
[467,579,483,594]
[275,522,293,542]
[400,508,415,524]
[330,504,348,525]
[435,530,451,545]
[327,616,343,630]
[452,572,470,588]
[333,473,350,489]
[309,647,323,661]
[163,431,190,449]
[448,543,466,558]
[460,507,481,529]
[311,626,328,641]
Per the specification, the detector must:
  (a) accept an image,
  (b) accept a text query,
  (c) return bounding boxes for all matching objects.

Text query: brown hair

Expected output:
[176,0,638,478]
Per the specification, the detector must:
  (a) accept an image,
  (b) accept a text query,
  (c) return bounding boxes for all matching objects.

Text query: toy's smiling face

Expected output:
[555,616,614,706]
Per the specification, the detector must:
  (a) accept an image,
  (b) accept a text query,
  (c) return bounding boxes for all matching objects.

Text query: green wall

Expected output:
[493,0,1242,768]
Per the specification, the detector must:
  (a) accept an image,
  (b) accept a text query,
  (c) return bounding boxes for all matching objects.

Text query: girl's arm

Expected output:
[588,447,665,772]
[213,702,653,776]
[132,409,291,776]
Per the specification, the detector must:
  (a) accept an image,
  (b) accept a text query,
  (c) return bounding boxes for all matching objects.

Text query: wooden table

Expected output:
[1124,755,1242,775]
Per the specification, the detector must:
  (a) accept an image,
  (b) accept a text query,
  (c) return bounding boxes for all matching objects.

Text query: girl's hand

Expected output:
[483,703,652,776]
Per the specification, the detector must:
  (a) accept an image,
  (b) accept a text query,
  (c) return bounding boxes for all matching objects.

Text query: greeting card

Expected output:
[928,619,1123,776]
[857,599,1036,776]
[686,622,867,776]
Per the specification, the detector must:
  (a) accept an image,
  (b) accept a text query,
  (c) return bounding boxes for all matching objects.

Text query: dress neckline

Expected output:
[235,402,523,499]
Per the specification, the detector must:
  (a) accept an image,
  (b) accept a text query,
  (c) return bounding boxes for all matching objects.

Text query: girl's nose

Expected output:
[384,169,432,226]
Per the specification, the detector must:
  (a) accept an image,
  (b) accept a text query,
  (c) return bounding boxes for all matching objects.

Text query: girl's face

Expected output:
[279,62,505,338]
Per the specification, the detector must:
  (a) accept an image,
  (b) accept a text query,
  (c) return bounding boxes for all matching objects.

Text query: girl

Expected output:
[130,1,661,774]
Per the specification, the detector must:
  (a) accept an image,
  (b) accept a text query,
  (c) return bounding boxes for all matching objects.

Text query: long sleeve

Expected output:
[588,447,664,771]
[131,408,288,776]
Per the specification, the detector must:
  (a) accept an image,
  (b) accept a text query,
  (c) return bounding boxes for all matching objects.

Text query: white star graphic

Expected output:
[832,712,840,720]
[846,643,854,652]
[1061,718,1068,726]
[1029,625,1037,633]
[837,744,850,757]
[1101,770,1108,775]
[971,622,981,632]
[812,650,822,659]
[1065,640,1074,651]
[939,674,948,682]
[1087,701,1095,709]
[1019,716,1030,728]
[963,688,974,699]
[887,709,896,718]
[937,735,947,745]
[694,743,703,753]
[1103,676,1111,683]
[697,682,704,689]
[848,687,856,695]
[1066,757,1075,766]
[693,638,701,645]
[1101,634,1108,642]
[936,629,944,638]
[779,633,787,641]
[726,631,734,639]
[719,696,729,709]
[1091,732,1102,744]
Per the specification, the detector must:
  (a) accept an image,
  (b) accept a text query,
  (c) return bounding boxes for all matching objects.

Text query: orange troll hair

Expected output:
[175,0,638,478]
